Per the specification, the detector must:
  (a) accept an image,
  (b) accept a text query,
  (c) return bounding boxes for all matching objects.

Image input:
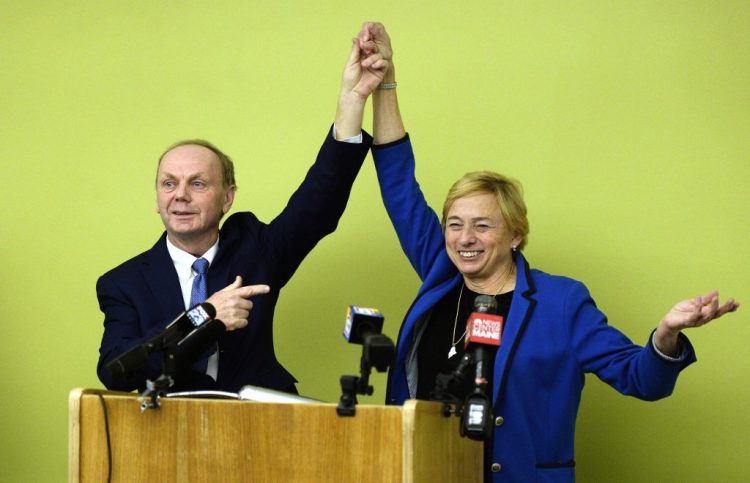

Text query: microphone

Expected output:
[105,303,217,379]
[343,306,385,343]
[461,295,503,441]
[337,306,395,416]
[343,306,392,371]
[464,295,503,384]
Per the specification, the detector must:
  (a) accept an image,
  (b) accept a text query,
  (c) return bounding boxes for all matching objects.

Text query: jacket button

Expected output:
[495,416,504,426]
[491,463,502,472]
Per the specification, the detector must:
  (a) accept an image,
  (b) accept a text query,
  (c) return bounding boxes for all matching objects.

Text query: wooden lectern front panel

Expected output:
[69,389,481,482]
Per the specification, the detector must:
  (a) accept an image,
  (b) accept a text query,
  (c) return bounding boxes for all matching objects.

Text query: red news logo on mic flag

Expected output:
[464,313,503,348]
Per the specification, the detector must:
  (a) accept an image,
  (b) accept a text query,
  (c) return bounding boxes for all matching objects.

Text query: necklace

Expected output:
[447,263,516,359]
[448,283,466,358]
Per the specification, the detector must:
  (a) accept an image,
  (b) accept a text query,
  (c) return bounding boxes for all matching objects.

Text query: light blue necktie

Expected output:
[189,258,212,375]
[189,258,209,307]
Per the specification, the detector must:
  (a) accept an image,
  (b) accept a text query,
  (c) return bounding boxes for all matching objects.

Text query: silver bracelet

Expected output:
[376,82,397,90]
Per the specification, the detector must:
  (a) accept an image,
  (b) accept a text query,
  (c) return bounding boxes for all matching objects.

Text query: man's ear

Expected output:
[223,185,237,214]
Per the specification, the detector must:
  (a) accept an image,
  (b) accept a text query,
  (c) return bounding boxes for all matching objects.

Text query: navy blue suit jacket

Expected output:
[97,128,372,392]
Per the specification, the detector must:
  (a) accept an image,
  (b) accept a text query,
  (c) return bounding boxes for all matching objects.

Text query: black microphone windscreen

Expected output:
[473,295,498,314]
[174,319,226,366]
[105,344,148,378]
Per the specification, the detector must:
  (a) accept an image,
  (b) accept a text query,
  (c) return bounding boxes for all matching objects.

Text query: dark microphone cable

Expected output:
[96,393,112,483]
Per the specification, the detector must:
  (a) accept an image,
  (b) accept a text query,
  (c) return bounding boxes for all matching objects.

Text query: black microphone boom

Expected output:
[105,302,216,379]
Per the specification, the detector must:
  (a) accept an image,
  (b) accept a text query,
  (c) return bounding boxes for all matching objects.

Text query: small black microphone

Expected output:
[343,305,393,371]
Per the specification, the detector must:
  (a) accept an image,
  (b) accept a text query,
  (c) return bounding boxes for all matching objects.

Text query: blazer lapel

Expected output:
[492,252,537,407]
[141,233,185,323]
[208,222,241,294]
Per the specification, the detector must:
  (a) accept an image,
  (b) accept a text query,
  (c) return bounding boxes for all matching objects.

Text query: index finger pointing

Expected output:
[239,284,271,298]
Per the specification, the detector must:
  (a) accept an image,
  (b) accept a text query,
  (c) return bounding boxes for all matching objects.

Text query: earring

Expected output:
[511,245,517,252]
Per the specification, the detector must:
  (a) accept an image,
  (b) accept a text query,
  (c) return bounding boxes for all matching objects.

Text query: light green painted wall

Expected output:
[1,1,748,481]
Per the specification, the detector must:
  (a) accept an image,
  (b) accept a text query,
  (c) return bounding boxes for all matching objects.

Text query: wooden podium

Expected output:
[69,388,482,482]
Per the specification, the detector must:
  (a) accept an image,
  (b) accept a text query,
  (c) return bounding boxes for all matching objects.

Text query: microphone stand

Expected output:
[431,349,494,441]
[337,333,395,416]
[431,352,472,416]
[140,319,226,411]
[139,346,178,412]
[460,346,493,440]
[336,367,371,417]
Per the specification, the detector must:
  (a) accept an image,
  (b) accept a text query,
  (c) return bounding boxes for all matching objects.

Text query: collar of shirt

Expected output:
[166,236,220,308]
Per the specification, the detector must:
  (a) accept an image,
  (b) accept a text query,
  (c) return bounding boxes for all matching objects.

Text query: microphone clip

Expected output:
[139,349,179,411]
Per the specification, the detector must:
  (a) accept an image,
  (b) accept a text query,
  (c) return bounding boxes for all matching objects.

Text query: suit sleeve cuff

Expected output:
[372,133,410,150]
[650,329,689,363]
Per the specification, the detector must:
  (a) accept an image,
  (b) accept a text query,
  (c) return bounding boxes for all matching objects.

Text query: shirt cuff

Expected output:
[332,124,363,144]
[650,331,686,362]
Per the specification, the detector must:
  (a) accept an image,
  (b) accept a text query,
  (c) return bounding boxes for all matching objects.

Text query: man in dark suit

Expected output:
[96,36,391,393]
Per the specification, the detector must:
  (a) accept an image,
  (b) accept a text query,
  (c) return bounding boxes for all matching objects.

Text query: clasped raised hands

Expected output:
[341,22,393,100]
[358,21,392,65]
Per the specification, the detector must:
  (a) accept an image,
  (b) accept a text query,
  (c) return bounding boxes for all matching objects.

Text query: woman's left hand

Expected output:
[654,291,740,356]
[660,291,739,331]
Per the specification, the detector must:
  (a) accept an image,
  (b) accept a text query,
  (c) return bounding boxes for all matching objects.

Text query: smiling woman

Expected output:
[356,21,740,482]
[2,3,747,482]
[443,180,525,295]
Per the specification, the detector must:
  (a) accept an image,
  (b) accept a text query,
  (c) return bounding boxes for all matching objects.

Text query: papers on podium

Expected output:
[164,385,320,404]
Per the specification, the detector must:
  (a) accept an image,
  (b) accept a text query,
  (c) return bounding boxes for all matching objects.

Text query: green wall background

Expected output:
[2,1,748,481]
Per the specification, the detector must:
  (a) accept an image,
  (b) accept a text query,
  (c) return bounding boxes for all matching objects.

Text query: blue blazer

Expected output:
[372,135,696,482]
[97,128,372,393]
